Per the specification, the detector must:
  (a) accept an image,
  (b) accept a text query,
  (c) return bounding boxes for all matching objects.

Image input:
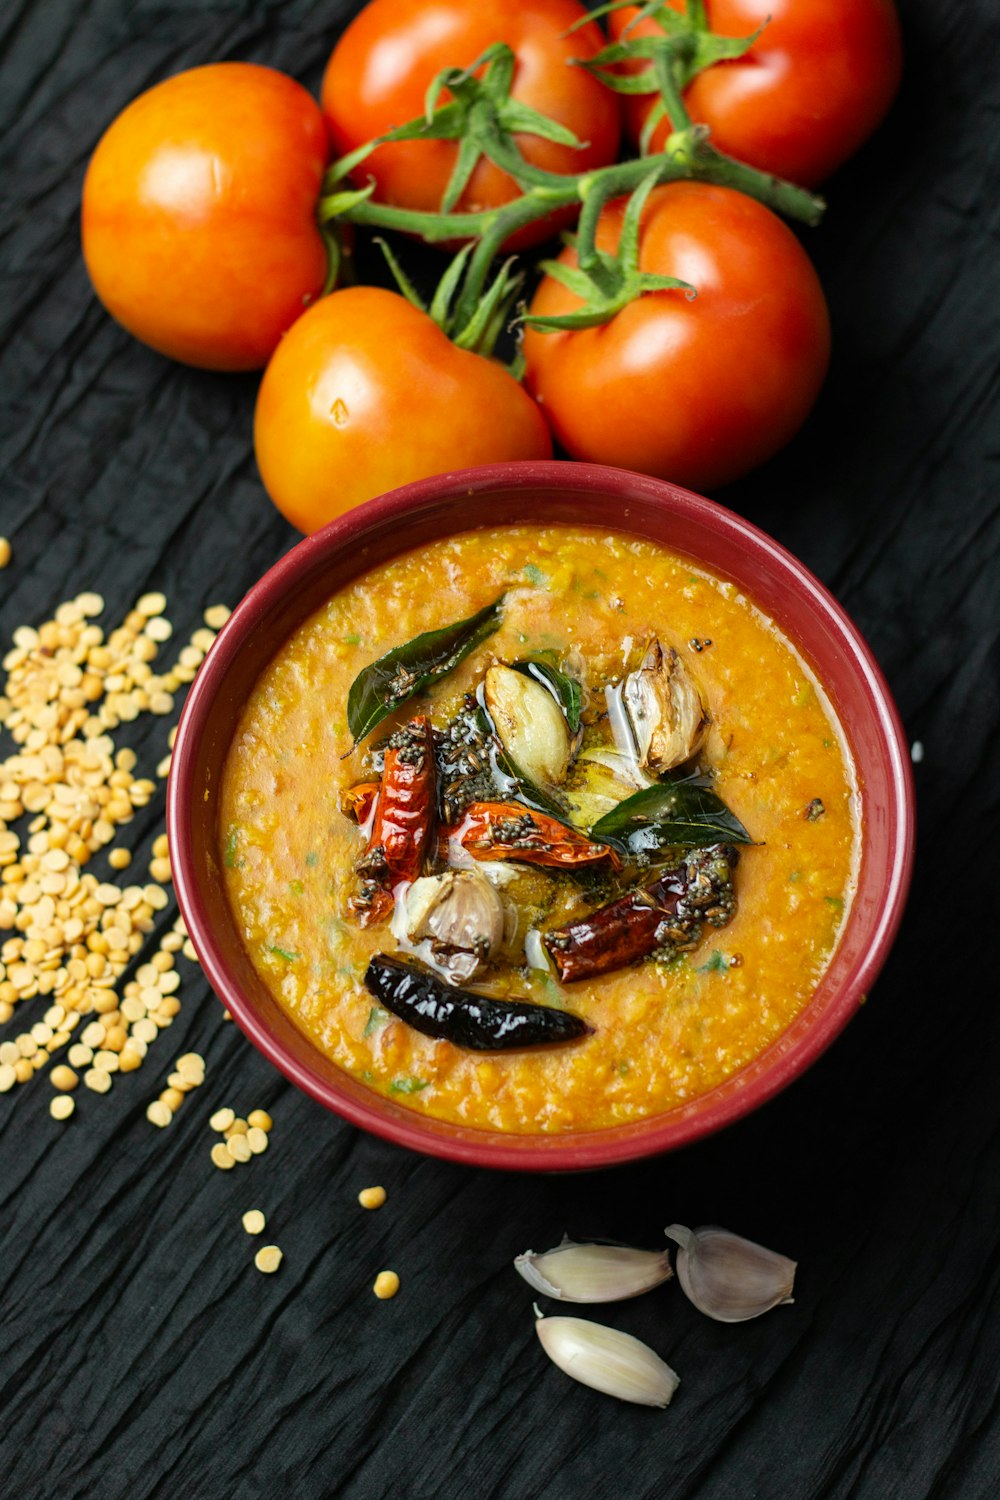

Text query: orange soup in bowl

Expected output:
[219,525,858,1134]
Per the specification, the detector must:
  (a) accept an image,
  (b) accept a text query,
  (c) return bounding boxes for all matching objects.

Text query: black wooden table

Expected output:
[2,3,998,1496]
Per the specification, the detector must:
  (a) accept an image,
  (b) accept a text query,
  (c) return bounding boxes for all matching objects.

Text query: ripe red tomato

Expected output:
[522,182,830,492]
[82,64,330,371]
[254,286,553,532]
[610,0,902,187]
[321,0,621,250]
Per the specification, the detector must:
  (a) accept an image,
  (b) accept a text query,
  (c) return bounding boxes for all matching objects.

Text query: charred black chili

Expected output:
[364,953,592,1051]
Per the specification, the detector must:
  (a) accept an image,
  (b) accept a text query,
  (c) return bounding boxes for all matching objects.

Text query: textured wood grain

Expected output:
[1,2,999,1497]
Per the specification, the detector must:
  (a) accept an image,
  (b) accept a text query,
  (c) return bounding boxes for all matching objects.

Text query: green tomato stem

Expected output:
[321,138,822,249]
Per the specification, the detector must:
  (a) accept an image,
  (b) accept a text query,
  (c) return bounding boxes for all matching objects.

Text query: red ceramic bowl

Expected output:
[168,462,914,1171]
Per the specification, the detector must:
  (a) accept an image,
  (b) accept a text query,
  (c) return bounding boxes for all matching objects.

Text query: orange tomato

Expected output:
[611,0,902,187]
[254,286,552,532]
[321,0,621,250]
[82,63,330,370]
[523,182,830,491]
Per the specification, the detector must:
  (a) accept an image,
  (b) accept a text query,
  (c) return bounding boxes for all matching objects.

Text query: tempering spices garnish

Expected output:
[340,609,747,1045]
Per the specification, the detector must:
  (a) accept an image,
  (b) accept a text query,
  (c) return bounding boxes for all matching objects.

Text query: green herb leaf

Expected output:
[305,851,318,868]
[266,944,300,962]
[514,659,582,732]
[347,596,505,745]
[388,1076,429,1095]
[363,1005,389,1038]
[697,949,730,974]
[223,824,242,869]
[522,563,547,587]
[591,779,753,851]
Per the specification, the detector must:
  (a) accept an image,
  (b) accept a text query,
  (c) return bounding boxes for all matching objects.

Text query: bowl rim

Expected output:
[167,460,915,1171]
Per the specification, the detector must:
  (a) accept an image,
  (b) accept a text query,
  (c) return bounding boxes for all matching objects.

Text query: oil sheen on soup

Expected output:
[220,526,858,1133]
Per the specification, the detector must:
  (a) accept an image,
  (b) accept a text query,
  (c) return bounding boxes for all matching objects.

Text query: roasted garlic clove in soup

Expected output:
[398,870,508,984]
[484,664,572,787]
[619,641,708,775]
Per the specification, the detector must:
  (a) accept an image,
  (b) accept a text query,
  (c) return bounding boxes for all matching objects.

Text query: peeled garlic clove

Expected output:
[396,871,506,983]
[562,748,653,828]
[515,1239,672,1302]
[535,1311,680,1408]
[665,1224,796,1322]
[619,641,708,775]
[484,664,572,786]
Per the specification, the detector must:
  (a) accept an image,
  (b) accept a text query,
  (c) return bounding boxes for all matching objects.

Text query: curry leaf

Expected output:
[514,659,582,732]
[347,596,505,745]
[591,779,753,850]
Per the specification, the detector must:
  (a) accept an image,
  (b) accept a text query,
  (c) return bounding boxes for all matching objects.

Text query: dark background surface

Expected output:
[2,2,999,1497]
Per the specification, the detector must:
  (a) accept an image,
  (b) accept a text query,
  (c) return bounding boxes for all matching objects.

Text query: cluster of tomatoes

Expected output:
[81,0,902,531]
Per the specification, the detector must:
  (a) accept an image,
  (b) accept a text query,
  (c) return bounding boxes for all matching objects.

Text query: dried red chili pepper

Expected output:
[543,845,739,982]
[351,717,435,926]
[445,801,617,869]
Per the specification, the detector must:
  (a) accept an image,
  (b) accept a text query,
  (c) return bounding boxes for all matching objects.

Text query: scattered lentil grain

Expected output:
[247,1108,273,1133]
[373,1271,400,1300]
[211,1141,236,1171]
[50,1094,75,1121]
[255,1245,283,1274]
[359,1186,387,1211]
[209,1106,235,1133]
[146,1100,172,1128]
[242,1209,266,1235]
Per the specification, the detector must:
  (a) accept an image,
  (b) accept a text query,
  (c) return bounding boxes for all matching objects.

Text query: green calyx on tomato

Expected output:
[330,43,587,219]
[606,0,903,189]
[574,1,765,155]
[374,237,524,361]
[522,170,695,331]
[321,0,623,254]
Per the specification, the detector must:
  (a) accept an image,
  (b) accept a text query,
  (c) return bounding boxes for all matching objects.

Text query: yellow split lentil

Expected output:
[0,587,229,1108]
